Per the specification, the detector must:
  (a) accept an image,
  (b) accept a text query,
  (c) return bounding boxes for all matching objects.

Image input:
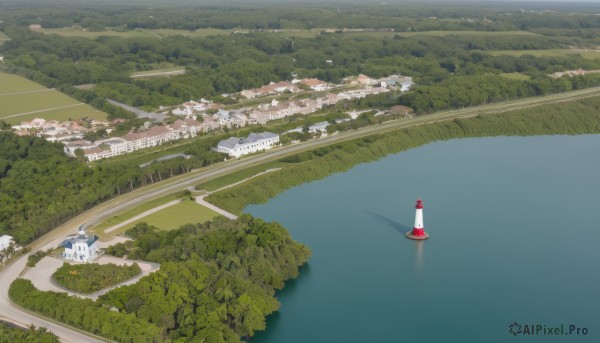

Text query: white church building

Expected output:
[216,132,279,158]
[62,226,99,262]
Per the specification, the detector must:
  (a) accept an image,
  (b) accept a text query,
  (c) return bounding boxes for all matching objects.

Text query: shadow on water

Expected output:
[251,263,312,341]
[364,210,412,234]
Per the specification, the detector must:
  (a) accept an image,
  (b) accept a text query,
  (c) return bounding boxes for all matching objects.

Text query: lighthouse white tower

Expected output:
[406,198,429,240]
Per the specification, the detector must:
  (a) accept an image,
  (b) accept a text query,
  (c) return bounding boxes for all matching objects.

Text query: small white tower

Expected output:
[406,198,429,240]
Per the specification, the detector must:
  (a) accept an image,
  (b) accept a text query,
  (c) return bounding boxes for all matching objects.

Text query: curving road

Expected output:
[2,86,600,342]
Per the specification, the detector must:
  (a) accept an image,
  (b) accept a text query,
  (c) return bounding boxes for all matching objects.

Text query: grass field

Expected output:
[0,72,47,93]
[196,160,289,191]
[0,71,108,124]
[31,27,245,39]
[92,193,183,234]
[94,198,219,238]
[122,198,218,231]
[130,66,187,78]
[330,30,540,39]
[488,49,600,60]
[30,27,539,40]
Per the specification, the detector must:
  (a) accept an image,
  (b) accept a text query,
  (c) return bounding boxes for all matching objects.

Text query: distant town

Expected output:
[11,74,412,161]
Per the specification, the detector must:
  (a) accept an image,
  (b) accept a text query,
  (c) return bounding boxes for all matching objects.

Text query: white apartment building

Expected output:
[216,132,279,158]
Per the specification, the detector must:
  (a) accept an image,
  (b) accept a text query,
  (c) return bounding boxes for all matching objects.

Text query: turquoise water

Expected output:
[247,135,600,343]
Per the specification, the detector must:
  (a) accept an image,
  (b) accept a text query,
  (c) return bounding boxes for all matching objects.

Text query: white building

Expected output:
[0,235,18,263]
[217,132,279,158]
[62,226,99,262]
[0,235,15,251]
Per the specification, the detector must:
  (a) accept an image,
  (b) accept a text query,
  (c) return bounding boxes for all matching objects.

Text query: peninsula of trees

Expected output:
[10,215,310,342]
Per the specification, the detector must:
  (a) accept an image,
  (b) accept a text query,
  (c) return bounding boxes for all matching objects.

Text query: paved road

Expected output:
[107,99,166,121]
[0,255,107,342]
[1,86,600,342]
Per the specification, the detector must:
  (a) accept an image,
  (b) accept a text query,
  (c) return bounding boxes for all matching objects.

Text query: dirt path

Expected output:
[103,199,181,234]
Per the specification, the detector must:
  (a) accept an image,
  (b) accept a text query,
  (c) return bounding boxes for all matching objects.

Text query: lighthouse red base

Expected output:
[405,229,429,240]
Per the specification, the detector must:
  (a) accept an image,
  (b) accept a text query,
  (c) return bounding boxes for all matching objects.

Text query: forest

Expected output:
[207,96,600,214]
[11,215,311,342]
[0,131,227,244]
[0,322,60,343]
[2,1,600,116]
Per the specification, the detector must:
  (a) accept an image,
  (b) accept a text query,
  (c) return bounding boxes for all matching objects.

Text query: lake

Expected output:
[247,134,600,343]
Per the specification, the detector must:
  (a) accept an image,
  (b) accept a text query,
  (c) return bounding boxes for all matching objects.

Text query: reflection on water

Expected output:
[413,240,424,272]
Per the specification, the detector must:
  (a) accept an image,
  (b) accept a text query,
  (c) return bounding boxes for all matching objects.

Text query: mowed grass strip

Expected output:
[196,160,289,192]
[0,90,81,117]
[488,49,600,60]
[499,72,531,80]
[0,71,108,123]
[0,71,48,94]
[31,27,240,39]
[115,199,219,233]
[336,30,539,39]
[131,67,187,77]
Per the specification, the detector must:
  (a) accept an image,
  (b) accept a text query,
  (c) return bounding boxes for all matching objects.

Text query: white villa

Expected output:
[216,132,279,158]
[62,226,99,262]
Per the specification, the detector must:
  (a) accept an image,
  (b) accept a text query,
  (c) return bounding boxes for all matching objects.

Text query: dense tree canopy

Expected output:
[0,323,60,343]
[11,215,311,342]
[0,132,225,243]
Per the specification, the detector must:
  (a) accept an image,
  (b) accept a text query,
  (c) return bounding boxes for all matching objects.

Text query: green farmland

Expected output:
[30,27,248,39]
[0,71,108,124]
[488,49,600,60]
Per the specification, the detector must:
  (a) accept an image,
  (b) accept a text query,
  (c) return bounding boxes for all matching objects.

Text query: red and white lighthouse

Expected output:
[406,198,430,240]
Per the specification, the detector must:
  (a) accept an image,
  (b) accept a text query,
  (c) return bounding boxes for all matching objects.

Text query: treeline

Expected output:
[207,97,600,214]
[0,132,225,244]
[399,74,600,114]
[2,20,598,110]
[53,262,141,294]
[0,322,59,343]
[3,1,600,32]
[13,215,311,342]
[9,279,163,342]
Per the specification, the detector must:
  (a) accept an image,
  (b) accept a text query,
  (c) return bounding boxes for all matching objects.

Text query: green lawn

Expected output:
[92,193,183,234]
[0,71,48,93]
[114,198,219,232]
[0,71,108,123]
[488,49,600,60]
[196,160,289,192]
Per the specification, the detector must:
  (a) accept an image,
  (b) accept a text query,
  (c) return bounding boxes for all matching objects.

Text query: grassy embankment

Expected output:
[92,192,218,240]
[206,96,600,214]
[0,71,108,124]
